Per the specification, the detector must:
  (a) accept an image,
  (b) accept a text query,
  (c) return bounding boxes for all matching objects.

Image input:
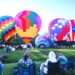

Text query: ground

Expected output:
[0,48,75,75]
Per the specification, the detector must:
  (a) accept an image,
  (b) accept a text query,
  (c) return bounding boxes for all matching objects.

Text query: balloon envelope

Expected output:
[15,10,41,44]
[35,33,49,44]
[66,20,75,41]
[48,18,70,41]
[0,16,16,43]
[35,33,55,48]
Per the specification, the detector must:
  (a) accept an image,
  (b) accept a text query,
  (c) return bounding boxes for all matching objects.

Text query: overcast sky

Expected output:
[0,0,75,34]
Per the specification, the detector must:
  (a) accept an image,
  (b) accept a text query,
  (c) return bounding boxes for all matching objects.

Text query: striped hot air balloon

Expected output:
[66,20,75,41]
[0,16,16,44]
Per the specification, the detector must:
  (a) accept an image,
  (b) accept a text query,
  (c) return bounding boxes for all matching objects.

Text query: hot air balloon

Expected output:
[35,33,49,43]
[0,16,16,44]
[48,18,70,41]
[15,10,41,44]
[35,33,55,49]
[66,20,75,41]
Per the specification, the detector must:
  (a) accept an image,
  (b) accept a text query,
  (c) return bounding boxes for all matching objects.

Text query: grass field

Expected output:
[0,48,75,75]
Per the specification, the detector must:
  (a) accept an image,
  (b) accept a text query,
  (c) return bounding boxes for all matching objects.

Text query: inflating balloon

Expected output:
[66,20,75,41]
[35,33,55,48]
[0,16,16,43]
[15,10,41,44]
[48,18,70,41]
[35,33,49,44]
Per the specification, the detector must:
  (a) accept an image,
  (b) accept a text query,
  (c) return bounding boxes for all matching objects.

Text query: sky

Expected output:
[0,0,75,34]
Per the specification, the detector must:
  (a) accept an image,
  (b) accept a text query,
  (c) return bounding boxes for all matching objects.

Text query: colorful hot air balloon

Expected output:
[35,33,49,44]
[35,33,55,48]
[48,18,70,41]
[0,16,16,43]
[15,10,41,44]
[66,20,75,41]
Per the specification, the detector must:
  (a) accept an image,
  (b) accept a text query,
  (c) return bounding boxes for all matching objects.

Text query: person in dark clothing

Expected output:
[40,51,60,75]
[48,61,60,75]
[4,45,11,53]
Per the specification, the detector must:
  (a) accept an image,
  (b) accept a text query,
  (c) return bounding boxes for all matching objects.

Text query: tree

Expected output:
[30,34,40,47]
[9,34,25,45]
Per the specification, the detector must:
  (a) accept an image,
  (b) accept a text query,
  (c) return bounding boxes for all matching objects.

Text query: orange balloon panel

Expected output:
[23,38,33,44]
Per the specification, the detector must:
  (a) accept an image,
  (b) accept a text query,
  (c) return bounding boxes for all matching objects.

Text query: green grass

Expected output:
[3,63,17,75]
[0,48,75,75]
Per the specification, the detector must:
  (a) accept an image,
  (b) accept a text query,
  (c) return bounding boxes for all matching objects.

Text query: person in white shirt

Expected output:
[40,51,58,75]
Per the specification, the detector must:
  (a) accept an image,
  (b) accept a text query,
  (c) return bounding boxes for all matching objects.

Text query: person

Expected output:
[18,52,33,66]
[56,52,68,71]
[0,61,3,75]
[40,63,47,75]
[67,56,75,70]
[4,45,11,53]
[17,52,36,75]
[27,43,32,50]
[40,51,60,75]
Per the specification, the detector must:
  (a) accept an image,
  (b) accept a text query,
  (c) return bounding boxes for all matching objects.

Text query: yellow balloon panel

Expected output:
[16,25,38,38]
